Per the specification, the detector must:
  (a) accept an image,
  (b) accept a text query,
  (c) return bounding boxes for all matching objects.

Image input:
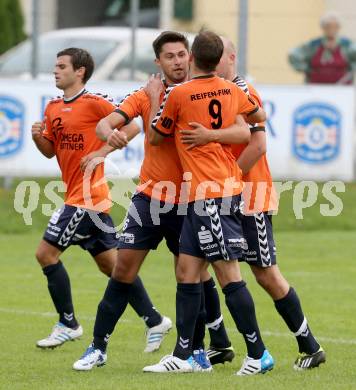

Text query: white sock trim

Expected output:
[294,316,308,337]
[206,314,223,329]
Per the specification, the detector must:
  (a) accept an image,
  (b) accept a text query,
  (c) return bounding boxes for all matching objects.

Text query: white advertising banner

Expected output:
[0,79,354,181]
[0,79,143,177]
[258,85,354,181]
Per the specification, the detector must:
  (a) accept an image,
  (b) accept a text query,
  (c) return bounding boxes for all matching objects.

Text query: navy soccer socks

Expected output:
[223,281,265,359]
[129,276,163,328]
[274,287,320,354]
[203,277,231,348]
[42,261,78,329]
[192,283,206,351]
[173,283,201,360]
[93,278,132,353]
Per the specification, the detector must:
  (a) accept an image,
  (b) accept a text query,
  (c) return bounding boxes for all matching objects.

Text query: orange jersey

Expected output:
[152,75,259,202]
[42,90,115,211]
[231,78,277,213]
[116,88,182,203]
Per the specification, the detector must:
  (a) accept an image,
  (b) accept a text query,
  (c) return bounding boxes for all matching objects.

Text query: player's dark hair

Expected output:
[152,31,189,58]
[57,47,94,83]
[191,31,224,73]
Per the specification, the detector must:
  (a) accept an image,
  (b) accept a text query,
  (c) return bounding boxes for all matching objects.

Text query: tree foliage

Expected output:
[0,0,26,55]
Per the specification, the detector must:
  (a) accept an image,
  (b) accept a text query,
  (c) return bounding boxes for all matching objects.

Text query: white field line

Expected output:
[228,328,356,346]
[0,307,129,323]
[1,307,356,346]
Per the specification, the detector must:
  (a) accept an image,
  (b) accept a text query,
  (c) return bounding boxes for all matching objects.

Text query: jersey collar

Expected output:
[63,88,86,104]
[191,74,215,80]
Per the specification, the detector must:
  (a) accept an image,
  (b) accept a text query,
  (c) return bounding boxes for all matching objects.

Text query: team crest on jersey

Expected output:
[292,103,340,164]
[0,96,24,158]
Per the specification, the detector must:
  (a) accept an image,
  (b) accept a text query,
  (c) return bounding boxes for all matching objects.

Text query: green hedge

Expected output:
[0,0,26,55]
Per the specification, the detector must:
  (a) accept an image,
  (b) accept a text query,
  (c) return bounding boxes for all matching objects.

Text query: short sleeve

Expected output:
[151,87,177,137]
[115,90,144,124]
[234,84,259,116]
[96,95,117,118]
[247,84,265,132]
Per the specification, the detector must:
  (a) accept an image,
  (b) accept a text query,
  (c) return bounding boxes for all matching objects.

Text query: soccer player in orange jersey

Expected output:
[73,32,250,371]
[72,32,191,371]
[32,48,169,353]
[143,31,274,375]
[181,37,326,371]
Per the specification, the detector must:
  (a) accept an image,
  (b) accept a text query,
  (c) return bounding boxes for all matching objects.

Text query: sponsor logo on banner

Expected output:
[292,102,340,164]
[0,96,24,158]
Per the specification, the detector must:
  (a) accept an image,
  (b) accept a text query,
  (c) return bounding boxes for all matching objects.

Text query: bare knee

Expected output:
[111,250,146,283]
[212,260,241,289]
[200,263,212,282]
[175,255,203,284]
[94,250,116,277]
[35,242,60,268]
[175,263,191,283]
[254,270,272,288]
[252,266,289,299]
[97,263,112,277]
[112,260,136,282]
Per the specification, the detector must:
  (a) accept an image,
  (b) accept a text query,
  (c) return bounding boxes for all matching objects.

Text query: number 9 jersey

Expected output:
[152,75,258,202]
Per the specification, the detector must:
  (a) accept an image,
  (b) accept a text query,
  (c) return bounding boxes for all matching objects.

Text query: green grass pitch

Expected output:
[0,180,355,389]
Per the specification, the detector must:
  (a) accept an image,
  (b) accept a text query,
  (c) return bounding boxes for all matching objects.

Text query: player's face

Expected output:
[54,55,82,90]
[215,48,229,79]
[155,42,189,84]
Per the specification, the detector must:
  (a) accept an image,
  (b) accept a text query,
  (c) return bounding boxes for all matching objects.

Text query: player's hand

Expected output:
[107,129,128,149]
[180,122,213,150]
[144,73,164,101]
[80,151,103,172]
[31,120,45,140]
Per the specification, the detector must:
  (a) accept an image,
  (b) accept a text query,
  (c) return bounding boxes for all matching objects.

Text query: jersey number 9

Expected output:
[209,99,222,129]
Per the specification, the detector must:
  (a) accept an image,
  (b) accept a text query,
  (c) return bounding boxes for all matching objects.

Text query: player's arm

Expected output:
[31,120,55,158]
[80,143,115,172]
[148,95,162,145]
[107,119,141,149]
[80,121,140,172]
[121,120,141,141]
[235,85,266,124]
[236,84,267,174]
[96,111,127,141]
[245,104,266,124]
[149,124,165,145]
[180,115,250,150]
[97,92,142,148]
[144,73,165,145]
[150,86,177,146]
[237,129,266,175]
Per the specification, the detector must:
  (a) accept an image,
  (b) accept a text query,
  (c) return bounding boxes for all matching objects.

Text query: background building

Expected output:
[19,0,356,83]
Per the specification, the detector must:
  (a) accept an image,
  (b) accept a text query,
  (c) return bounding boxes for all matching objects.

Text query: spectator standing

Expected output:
[289,12,356,84]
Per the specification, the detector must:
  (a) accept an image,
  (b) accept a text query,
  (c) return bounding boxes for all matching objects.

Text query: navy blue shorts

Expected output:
[179,195,246,263]
[240,212,277,267]
[43,205,118,257]
[118,192,184,256]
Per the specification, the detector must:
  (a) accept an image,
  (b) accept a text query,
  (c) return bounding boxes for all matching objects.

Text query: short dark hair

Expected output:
[57,47,94,83]
[191,31,224,72]
[152,31,189,58]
